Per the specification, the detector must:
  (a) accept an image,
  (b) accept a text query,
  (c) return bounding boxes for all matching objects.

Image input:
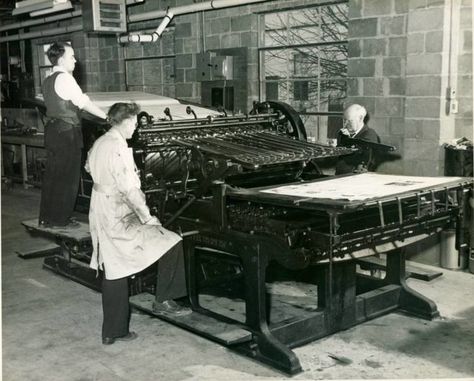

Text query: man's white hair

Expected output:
[345,104,367,119]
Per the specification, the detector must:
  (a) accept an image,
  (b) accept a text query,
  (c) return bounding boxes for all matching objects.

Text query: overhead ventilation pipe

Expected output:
[0,23,82,43]
[120,0,272,43]
[119,10,174,43]
[0,10,81,33]
[126,0,271,24]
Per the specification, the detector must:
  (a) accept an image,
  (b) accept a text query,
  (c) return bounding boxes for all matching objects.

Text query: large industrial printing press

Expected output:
[24,92,473,375]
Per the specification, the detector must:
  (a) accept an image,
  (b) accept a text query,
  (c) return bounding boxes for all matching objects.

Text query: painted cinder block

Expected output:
[210,17,231,35]
[375,97,404,117]
[407,8,444,32]
[389,78,406,95]
[463,31,472,52]
[425,31,443,53]
[348,58,376,77]
[175,83,194,98]
[363,78,385,96]
[348,40,362,57]
[407,33,425,54]
[362,38,387,57]
[347,78,360,96]
[176,54,193,69]
[395,0,409,14]
[405,97,441,117]
[231,14,254,32]
[175,23,192,38]
[221,33,241,48]
[349,18,378,38]
[406,54,442,75]
[349,0,363,18]
[406,76,441,96]
[364,0,393,16]
[204,35,220,50]
[383,57,403,76]
[388,37,407,56]
[381,15,406,36]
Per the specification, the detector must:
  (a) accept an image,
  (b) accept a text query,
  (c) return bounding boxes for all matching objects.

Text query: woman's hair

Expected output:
[46,42,72,66]
[107,102,141,125]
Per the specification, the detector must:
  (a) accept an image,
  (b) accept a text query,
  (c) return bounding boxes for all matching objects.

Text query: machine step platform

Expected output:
[21,218,91,243]
[17,242,61,259]
[130,293,253,346]
[357,256,443,281]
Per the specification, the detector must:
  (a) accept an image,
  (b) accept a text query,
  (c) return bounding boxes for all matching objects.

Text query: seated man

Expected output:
[335,104,381,175]
[86,102,189,346]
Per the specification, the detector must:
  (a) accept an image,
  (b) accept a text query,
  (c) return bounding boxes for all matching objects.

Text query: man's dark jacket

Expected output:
[335,124,380,175]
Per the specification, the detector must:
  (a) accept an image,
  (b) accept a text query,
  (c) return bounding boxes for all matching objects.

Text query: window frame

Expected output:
[258,1,348,142]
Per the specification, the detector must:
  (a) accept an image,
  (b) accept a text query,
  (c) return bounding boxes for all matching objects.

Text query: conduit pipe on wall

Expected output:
[0,10,81,32]
[0,23,82,43]
[120,0,272,43]
[127,0,272,24]
[119,10,174,43]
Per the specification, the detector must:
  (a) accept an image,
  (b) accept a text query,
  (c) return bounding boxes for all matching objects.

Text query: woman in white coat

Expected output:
[86,102,188,345]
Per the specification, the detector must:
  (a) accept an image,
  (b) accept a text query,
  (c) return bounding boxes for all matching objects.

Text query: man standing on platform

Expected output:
[39,42,107,227]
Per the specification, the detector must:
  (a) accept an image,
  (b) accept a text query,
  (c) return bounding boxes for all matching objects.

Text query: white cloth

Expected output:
[49,66,90,109]
[85,128,181,280]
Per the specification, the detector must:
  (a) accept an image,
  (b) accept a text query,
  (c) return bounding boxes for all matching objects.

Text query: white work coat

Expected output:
[86,128,181,280]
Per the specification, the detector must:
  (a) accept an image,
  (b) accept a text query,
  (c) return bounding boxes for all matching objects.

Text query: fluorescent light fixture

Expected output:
[12,0,54,15]
[12,0,72,16]
[29,0,72,16]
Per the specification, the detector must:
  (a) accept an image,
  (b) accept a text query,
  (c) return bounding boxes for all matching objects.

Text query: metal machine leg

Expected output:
[239,244,302,375]
[385,249,439,319]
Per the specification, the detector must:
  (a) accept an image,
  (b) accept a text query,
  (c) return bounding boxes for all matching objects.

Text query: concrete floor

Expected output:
[2,186,474,381]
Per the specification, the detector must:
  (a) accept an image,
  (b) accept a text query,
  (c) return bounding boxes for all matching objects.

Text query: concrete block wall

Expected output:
[32,30,124,94]
[123,0,338,111]
[348,0,408,174]
[456,0,473,139]
[348,0,473,176]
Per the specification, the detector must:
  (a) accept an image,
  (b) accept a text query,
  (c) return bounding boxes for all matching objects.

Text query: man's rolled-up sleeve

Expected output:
[54,72,90,109]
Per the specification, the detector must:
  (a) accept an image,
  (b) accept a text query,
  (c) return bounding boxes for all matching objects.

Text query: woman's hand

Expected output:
[145,216,162,226]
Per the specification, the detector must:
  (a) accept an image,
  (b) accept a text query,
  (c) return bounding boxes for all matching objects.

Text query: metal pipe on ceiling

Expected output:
[0,0,141,32]
[0,10,81,32]
[121,0,272,43]
[0,0,273,43]
[0,23,82,42]
[127,0,272,23]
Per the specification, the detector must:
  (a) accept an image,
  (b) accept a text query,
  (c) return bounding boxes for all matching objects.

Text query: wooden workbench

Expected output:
[1,132,45,188]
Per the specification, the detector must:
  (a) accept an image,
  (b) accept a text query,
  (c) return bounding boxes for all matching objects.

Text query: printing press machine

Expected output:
[26,92,473,375]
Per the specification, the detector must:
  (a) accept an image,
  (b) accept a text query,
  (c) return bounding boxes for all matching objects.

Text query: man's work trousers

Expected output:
[39,119,82,226]
[102,243,187,339]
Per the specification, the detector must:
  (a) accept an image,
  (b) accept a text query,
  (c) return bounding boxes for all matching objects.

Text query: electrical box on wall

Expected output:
[197,52,234,81]
[82,0,127,33]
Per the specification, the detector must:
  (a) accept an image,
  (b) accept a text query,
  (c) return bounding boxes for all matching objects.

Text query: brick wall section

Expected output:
[124,0,338,110]
[456,1,473,139]
[347,0,407,174]
[405,0,451,176]
[348,0,472,176]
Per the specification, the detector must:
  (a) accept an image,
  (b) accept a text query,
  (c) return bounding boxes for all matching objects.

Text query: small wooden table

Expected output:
[1,133,45,188]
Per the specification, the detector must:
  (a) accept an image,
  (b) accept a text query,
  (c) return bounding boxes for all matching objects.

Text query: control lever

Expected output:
[164,107,173,121]
[186,106,197,119]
